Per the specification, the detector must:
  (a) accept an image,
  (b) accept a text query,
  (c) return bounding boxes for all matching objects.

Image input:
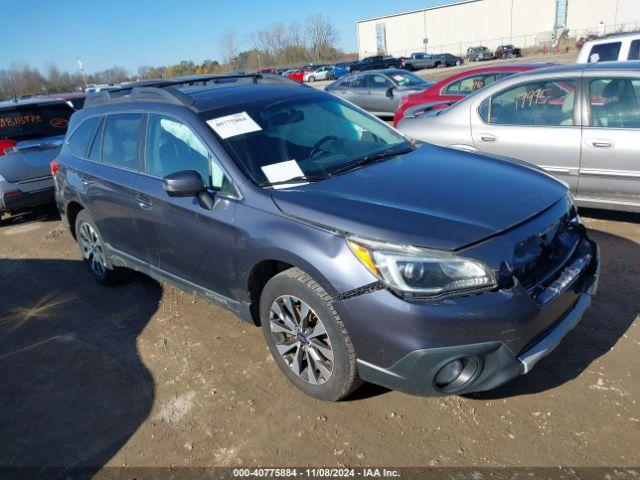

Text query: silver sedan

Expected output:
[398,61,640,213]
[325,69,433,117]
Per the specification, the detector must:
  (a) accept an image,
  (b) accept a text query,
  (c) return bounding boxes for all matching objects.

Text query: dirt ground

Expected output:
[0,205,638,472]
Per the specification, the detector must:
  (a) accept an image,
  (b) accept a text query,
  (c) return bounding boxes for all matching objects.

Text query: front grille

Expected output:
[512,208,583,293]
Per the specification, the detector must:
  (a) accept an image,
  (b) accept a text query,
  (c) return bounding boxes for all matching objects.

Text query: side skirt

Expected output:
[106,244,255,324]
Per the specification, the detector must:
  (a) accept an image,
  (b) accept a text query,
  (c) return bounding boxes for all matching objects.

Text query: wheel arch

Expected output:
[65,200,85,240]
[244,251,340,326]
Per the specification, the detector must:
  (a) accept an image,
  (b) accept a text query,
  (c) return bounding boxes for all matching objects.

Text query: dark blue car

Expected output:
[53,73,599,401]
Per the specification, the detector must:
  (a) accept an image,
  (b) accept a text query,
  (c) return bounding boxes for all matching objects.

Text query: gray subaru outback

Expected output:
[54,74,599,401]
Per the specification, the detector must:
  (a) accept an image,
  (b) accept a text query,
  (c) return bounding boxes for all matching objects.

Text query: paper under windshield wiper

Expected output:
[328,146,414,177]
[263,175,327,187]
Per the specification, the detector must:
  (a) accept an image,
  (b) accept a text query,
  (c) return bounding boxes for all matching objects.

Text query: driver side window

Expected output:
[145,114,232,193]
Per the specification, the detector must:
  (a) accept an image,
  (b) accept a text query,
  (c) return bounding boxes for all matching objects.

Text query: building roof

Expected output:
[357,0,481,24]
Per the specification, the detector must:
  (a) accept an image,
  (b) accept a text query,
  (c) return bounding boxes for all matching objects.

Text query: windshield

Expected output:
[202,93,411,187]
[0,103,73,142]
[388,72,429,88]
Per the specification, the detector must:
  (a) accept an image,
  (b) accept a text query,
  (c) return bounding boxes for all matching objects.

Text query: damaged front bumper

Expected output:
[338,239,599,397]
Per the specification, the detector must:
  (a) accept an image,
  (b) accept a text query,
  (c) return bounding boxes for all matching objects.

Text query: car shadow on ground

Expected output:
[0,206,61,228]
[0,258,161,474]
[470,226,639,400]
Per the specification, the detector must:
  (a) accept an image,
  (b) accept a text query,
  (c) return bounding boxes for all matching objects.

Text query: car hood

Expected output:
[0,135,63,182]
[270,144,567,250]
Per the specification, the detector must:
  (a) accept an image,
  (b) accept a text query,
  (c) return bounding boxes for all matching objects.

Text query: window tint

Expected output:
[588,78,640,128]
[481,79,576,126]
[588,42,622,62]
[367,74,391,89]
[102,113,143,169]
[68,116,101,157]
[88,117,104,162]
[628,40,640,60]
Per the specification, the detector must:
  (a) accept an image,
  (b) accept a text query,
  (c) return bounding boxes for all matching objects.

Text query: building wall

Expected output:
[356,0,640,59]
[566,0,640,33]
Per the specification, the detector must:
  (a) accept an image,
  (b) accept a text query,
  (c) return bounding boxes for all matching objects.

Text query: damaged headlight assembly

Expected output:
[347,236,497,299]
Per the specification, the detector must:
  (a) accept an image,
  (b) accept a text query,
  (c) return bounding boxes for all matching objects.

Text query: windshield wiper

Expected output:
[262,175,327,188]
[327,145,415,178]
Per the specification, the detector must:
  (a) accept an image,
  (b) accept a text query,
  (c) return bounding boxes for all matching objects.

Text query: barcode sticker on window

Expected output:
[207,112,262,139]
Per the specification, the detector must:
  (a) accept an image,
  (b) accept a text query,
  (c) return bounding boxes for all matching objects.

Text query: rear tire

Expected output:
[309,76,315,82]
[260,267,362,401]
[74,210,129,285]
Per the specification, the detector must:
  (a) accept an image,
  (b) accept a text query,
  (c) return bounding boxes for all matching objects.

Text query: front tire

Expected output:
[75,210,128,285]
[260,268,362,401]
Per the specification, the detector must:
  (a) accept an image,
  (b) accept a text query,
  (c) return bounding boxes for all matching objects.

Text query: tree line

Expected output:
[0,14,346,99]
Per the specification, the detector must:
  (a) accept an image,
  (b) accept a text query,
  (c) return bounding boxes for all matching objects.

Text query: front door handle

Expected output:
[586,139,613,148]
[477,133,498,143]
[135,194,153,210]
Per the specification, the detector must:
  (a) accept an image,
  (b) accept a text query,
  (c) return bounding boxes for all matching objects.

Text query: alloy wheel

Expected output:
[269,295,334,384]
[78,222,106,277]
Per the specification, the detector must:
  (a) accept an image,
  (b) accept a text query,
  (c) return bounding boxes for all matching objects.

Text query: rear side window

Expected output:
[588,77,640,128]
[588,42,622,62]
[446,74,502,95]
[68,116,101,157]
[628,40,640,60]
[480,79,577,126]
[101,113,143,170]
[366,74,391,89]
[88,117,104,162]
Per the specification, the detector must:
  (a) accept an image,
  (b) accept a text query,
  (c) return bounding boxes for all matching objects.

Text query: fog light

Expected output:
[435,359,463,386]
[434,356,482,393]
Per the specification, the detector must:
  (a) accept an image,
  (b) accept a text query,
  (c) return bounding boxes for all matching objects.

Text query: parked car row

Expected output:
[397,61,640,213]
[467,45,522,62]
[401,52,464,71]
[324,69,433,116]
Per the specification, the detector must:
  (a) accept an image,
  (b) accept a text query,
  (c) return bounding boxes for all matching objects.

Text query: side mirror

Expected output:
[163,170,206,197]
[386,87,395,98]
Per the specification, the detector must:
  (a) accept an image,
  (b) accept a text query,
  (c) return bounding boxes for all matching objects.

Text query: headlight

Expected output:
[347,236,496,298]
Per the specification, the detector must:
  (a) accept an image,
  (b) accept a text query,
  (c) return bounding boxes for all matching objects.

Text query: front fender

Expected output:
[233,205,377,303]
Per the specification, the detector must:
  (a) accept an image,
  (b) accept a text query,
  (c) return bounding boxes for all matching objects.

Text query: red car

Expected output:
[286,68,313,83]
[393,64,552,127]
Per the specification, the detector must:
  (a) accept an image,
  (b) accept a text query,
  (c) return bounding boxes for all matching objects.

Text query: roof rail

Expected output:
[83,72,303,109]
[161,73,264,87]
[84,86,195,108]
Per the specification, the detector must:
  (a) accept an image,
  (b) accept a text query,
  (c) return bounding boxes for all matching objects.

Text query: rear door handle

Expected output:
[586,139,613,148]
[135,194,153,210]
[477,133,497,143]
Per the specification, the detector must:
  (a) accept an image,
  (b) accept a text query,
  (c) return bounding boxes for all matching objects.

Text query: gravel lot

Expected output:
[0,205,638,470]
[1,53,637,472]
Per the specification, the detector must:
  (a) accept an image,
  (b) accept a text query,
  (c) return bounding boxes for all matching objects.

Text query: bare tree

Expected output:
[93,65,129,84]
[305,14,340,64]
[0,62,46,98]
[219,29,239,69]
